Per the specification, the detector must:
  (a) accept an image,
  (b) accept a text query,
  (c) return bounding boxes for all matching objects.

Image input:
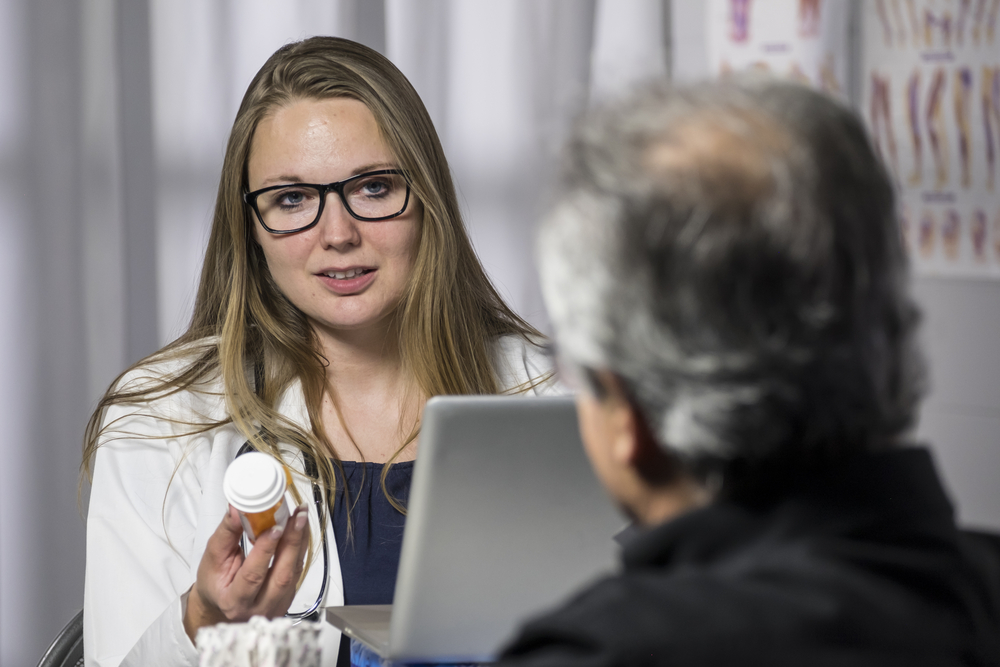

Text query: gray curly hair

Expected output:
[539,79,924,482]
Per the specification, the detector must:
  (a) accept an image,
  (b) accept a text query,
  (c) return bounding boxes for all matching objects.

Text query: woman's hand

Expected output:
[183,505,311,641]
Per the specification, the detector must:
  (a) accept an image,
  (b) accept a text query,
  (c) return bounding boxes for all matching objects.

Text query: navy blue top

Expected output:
[331,461,413,667]
[330,460,414,605]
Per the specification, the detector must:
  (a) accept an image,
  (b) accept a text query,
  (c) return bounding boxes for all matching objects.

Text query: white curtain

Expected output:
[5,1,998,663]
[0,1,670,662]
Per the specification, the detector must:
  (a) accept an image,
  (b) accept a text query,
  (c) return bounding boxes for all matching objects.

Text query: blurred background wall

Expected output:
[0,1,997,664]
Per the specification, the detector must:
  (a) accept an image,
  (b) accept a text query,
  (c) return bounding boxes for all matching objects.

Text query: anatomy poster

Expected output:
[864,0,1000,278]
[707,0,852,100]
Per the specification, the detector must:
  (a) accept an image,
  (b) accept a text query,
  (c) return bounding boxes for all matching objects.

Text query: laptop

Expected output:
[325,395,625,663]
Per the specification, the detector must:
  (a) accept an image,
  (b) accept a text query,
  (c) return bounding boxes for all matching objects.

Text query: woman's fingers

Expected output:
[198,507,248,596]
[187,504,311,640]
[229,522,286,600]
[185,508,247,639]
[228,505,310,613]
[260,506,310,607]
[201,507,245,565]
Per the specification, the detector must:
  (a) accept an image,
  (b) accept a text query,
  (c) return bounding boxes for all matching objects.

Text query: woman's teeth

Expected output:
[325,269,367,279]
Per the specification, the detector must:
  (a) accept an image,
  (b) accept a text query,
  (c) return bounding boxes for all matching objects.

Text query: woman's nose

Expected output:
[317,193,362,249]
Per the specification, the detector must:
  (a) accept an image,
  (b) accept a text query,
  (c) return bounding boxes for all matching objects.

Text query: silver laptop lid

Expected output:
[388,395,624,663]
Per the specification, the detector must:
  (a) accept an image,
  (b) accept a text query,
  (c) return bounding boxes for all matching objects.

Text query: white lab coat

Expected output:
[84,335,556,667]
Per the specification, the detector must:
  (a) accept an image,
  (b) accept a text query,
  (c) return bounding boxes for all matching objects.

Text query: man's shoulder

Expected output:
[499,480,1000,667]
[497,567,755,667]
[499,557,972,667]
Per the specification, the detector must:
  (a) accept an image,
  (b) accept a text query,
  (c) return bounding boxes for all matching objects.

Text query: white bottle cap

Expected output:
[223,452,287,514]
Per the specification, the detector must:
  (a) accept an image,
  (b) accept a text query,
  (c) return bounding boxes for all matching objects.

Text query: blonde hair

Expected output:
[83,37,544,521]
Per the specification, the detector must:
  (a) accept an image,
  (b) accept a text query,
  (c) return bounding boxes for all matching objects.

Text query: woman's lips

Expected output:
[316,268,376,295]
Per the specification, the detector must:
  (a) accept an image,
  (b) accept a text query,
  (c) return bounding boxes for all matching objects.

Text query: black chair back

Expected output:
[36,610,83,667]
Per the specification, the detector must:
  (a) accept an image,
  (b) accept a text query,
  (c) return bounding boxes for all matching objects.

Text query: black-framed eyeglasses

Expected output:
[244,169,411,234]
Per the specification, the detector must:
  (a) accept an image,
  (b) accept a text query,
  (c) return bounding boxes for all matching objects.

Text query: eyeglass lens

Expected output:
[255,172,408,231]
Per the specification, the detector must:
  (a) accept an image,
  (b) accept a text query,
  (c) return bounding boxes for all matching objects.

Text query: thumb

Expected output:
[204,506,245,557]
[219,505,243,541]
[222,505,244,537]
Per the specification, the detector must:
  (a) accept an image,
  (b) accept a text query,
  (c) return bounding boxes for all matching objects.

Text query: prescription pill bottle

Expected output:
[223,452,295,542]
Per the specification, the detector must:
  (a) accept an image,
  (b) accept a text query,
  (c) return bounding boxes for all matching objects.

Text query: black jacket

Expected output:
[499,448,1000,666]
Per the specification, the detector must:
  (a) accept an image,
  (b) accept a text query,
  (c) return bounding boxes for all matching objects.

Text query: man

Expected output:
[499,80,1000,666]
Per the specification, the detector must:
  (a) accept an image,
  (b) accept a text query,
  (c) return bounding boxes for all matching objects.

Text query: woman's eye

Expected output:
[354,177,392,198]
[279,190,304,206]
[271,187,315,209]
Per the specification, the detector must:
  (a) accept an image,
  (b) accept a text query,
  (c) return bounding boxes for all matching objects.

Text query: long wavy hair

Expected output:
[83,36,544,519]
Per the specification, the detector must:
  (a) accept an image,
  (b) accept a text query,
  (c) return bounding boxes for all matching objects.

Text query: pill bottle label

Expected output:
[238,491,293,541]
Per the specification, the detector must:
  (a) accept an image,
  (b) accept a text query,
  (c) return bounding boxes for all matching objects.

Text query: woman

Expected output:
[83,36,552,667]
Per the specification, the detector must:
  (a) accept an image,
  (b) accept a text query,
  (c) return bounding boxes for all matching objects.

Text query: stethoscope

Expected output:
[236,365,330,622]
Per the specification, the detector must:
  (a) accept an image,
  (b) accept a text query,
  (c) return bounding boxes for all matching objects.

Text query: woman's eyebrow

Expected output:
[349,162,397,176]
[256,174,304,188]
[256,163,398,188]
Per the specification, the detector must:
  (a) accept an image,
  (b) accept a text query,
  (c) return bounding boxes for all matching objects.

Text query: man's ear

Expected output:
[613,400,666,470]
[594,372,646,467]
[596,372,682,485]
[628,403,665,466]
